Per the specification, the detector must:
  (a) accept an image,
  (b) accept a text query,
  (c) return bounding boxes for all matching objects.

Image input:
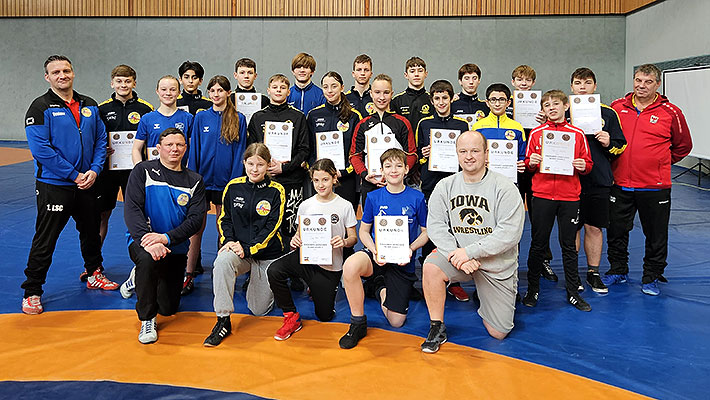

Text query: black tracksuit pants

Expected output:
[22,181,103,297]
[267,250,342,322]
[129,241,186,321]
[527,196,581,294]
[606,186,671,284]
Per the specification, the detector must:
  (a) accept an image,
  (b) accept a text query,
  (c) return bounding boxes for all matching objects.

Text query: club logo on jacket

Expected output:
[650,115,659,124]
[476,110,486,120]
[81,107,92,117]
[175,122,185,132]
[421,104,430,114]
[128,112,141,124]
[256,200,271,216]
[176,193,190,206]
[233,196,245,209]
[337,121,349,132]
[505,130,516,140]
[365,102,375,114]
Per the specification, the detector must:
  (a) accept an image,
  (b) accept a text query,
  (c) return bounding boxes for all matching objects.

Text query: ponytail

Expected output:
[207,75,240,144]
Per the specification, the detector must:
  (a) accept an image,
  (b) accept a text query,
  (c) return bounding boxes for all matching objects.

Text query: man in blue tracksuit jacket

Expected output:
[21,55,117,315]
[287,52,326,115]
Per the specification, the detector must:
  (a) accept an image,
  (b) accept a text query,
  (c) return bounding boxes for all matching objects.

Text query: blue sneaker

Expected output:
[641,280,660,296]
[601,274,628,286]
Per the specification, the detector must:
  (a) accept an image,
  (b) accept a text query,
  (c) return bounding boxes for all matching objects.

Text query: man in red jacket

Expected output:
[603,63,692,296]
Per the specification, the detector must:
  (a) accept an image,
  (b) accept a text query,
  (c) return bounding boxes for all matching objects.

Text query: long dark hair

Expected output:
[207,75,240,144]
[321,71,352,123]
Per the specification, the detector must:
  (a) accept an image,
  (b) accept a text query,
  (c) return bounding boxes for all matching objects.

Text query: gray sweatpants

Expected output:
[212,250,275,317]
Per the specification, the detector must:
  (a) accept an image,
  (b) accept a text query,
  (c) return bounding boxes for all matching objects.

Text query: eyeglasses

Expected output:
[487,97,509,104]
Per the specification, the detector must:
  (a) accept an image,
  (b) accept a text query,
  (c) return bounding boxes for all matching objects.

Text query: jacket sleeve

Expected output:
[604,106,626,159]
[245,185,285,257]
[464,181,525,267]
[247,113,262,146]
[426,180,458,259]
[668,105,693,163]
[217,184,235,246]
[187,115,200,171]
[349,118,368,177]
[524,131,540,172]
[416,120,428,164]
[282,113,310,173]
[166,178,207,244]
[576,132,593,175]
[396,115,417,170]
[516,129,527,161]
[90,115,107,175]
[123,164,149,242]
[231,113,248,178]
[25,103,81,181]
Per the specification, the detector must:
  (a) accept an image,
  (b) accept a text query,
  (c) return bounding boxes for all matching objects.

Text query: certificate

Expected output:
[541,130,575,176]
[264,121,293,162]
[315,130,345,170]
[374,216,411,264]
[429,129,460,173]
[569,94,602,136]
[108,131,136,170]
[299,215,332,265]
[488,139,518,183]
[365,130,399,176]
[236,92,262,124]
[513,90,542,129]
[457,114,478,130]
[147,146,160,161]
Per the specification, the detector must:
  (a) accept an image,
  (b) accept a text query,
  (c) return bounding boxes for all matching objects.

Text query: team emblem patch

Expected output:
[176,193,190,206]
[476,110,486,120]
[128,112,141,124]
[175,122,185,131]
[256,200,271,216]
[650,115,659,124]
[331,213,339,224]
[505,130,516,140]
[421,104,430,114]
[366,102,375,114]
[81,107,92,117]
[337,121,349,132]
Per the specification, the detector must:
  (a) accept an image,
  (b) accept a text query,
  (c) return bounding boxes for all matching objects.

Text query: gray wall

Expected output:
[0,15,625,141]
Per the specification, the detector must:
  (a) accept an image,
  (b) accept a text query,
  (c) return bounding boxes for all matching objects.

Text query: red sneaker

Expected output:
[86,269,119,290]
[447,284,470,302]
[274,311,302,341]
[22,295,43,315]
[79,265,104,282]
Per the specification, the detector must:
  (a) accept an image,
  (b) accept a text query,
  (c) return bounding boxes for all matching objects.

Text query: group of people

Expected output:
[21,52,692,354]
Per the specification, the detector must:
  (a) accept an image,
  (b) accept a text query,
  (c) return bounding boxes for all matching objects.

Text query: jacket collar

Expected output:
[291,81,315,93]
[267,102,289,112]
[180,90,204,100]
[458,92,480,102]
[111,91,138,105]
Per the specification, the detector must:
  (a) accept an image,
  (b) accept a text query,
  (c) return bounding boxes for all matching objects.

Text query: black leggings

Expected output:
[267,250,342,321]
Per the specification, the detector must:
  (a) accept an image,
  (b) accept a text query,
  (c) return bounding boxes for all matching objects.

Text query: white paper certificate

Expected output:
[365,131,399,176]
[108,131,136,170]
[569,94,602,136]
[513,90,542,129]
[147,146,160,161]
[374,215,410,264]
[541,130,575,176]
[429,129,460,173]
[316,130,345,170]
[264,121,293,162]
[488,139,518,183]
[457,114,478,130]
[299,215,332,265]
[236,92,262,124]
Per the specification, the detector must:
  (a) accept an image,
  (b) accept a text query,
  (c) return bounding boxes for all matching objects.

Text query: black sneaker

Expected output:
[586,272,608,293]
[522,289,539,307]
[541,260,558,282]
[204,316,232,347]
[421,322,447,354]
[339,322,367,349]
[567,292,592,312]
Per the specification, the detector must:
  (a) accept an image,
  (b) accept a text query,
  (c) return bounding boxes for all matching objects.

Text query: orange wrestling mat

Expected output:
[0,310,648,399]
[0,147,33,166]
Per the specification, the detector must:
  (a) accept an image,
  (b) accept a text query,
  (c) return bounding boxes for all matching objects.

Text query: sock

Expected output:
[587,265,599,274]
[351,315,366,325]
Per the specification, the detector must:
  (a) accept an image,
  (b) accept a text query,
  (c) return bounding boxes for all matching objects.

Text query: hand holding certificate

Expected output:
[429,129,460,173]
[488,139,518,182]
[513,90,542,129]
[109,131,136,170]
[374,216,411,265]
[316,131,345,170]
[541,130,575,176]
[264,121,293,162]
[299,215,332,265]
[569,94,602,136]
[236,93,262,124]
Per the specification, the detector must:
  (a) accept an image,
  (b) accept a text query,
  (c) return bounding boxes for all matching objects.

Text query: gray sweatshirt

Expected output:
[427,169,524,279]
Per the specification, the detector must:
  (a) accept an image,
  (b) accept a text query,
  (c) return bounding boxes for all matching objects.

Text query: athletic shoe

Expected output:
[79,265,104,282]
[541,260,558,282]
[641,280,660,296]
[22,295,43,315]
[522,290,539,307]
[421,322,447,354]
[567,292,592,312]
[120,266,136,299]
[181,273,195,296]
[138,317,157,344]
[86,269,119,290]
[204,316,232,347]
[339,322,367,349]
[601,273,628,286]
[586,272,608,293]
[447,284,470,302]
[274,312,302,341]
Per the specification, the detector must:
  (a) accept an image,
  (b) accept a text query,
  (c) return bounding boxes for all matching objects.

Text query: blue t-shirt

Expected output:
[362,186,427,273]
[136,109,193,147]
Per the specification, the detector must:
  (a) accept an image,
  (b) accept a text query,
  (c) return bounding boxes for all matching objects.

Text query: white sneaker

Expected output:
[138,317,157,344]
[120,266,136,299]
